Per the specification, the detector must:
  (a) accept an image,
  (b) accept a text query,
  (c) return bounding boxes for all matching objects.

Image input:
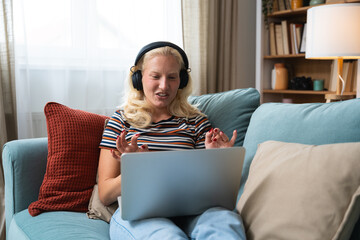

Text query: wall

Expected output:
[236,0,257,89]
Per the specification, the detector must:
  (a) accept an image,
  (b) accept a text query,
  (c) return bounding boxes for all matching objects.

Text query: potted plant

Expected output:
[262,0,273,28]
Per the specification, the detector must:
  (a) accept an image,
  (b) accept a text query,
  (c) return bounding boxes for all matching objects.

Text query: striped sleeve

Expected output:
[99,110,128,150]
[194,115,212,149]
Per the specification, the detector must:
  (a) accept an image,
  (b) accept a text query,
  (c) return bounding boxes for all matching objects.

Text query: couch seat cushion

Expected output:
[9,209,109,240]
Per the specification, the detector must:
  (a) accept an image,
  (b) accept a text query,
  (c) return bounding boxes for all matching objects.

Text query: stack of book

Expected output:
[272,0,293,12]
[269,21,305,56]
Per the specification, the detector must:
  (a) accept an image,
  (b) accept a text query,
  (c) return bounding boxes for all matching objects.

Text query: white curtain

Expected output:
[182,0,209,96]
[13,0,183,139]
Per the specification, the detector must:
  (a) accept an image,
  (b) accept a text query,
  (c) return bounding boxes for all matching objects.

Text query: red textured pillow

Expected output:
[28,102,109,216]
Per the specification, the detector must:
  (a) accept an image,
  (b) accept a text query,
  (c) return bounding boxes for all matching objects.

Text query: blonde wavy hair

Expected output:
[123,46,203,128]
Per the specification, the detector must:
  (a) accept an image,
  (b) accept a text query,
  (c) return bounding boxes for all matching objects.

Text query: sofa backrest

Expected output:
[240,98,360,199]
[2,137,48,234]
[189,88,260,147]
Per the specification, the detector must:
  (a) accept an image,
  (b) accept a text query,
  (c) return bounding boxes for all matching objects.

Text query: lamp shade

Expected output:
[306,3,360,59]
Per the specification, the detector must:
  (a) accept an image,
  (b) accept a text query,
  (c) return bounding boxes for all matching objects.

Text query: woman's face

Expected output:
[142,55,181,113]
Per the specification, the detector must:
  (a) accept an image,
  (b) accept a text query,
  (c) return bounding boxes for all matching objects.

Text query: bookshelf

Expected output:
[255,0,359,103]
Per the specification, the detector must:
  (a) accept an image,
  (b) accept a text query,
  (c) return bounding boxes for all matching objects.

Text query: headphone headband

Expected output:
[134,41,189,69]
[131,41,189,91]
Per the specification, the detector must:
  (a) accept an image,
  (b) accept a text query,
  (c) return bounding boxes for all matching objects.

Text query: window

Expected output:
[13,0,183,138]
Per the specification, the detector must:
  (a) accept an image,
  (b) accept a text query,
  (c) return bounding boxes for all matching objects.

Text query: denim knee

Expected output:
[109,208,189,240]
[188,207,246,240]
[110,209,136,240]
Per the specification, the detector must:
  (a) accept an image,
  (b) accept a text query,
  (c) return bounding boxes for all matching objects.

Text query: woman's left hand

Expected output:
[205,128,237,149]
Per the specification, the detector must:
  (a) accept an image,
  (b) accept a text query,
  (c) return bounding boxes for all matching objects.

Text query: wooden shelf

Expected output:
[264,54,305,59]
[268,6,311,17]
[256,0,358,104]
[262,90,356,104]
[325,93,357,102]
[267,2,360,18]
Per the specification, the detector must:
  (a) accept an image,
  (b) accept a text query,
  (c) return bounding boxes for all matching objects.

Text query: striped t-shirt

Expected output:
[99,110,212,151]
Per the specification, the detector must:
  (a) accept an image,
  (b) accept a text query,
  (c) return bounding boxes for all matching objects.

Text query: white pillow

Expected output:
[237,141,360,240]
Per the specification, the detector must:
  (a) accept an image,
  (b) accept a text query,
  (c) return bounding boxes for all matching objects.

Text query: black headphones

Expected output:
[131,41,189,91]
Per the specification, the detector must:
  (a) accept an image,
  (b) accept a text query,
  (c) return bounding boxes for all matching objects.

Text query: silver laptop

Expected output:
[119,147,245,221]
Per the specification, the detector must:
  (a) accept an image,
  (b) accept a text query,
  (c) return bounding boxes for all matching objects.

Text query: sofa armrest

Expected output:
[2,137,48,235]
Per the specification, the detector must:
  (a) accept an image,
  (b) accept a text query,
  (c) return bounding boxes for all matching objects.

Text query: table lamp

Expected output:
[305,3,360,101]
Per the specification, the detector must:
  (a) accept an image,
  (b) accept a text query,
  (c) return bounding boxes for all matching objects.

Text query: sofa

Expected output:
[3,88,360,239]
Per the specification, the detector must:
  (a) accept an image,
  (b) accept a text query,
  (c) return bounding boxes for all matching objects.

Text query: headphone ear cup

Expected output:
[132,70,143,91]
[179,69,188,89]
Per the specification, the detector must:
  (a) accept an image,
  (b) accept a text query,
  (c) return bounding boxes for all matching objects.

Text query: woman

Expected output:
[98,41,246,239]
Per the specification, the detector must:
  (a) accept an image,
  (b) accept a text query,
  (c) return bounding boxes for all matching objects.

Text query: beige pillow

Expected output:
[87,118,118,223]
[87,184,118,223]
[237,141,360,240]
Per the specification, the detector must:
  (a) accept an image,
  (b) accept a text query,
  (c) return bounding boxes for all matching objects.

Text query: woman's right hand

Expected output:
[112,131,148,160]
[205,128,237,149]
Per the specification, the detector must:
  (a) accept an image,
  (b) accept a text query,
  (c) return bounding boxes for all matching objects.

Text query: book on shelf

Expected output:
[275,24,284,55]
[349,60,357,92]
[278,0,286,11]
[269,22,277,56]
[272,0,279,12]
[268,21,303,56]
[345,61,357,92]
[295,24,303,53]
[276,0,292,11]
[289,23,297,54]
[353,60,358,93]
[343,61,351,92]
[299,23,307,53]
[344,61,357,92]
[329,60,337,92]
[281,20,290,55]
[275,22,304,55]
[284,0,291,10]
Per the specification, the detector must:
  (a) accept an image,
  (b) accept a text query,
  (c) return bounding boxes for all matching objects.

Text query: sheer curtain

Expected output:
[181,0,209,96]
[13,0,183,139]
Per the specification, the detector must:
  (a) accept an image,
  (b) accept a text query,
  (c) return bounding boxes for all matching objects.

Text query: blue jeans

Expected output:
[110,207,246,240]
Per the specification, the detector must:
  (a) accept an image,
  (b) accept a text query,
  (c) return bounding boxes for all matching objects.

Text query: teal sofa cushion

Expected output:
[3,138,48,235]
[9,210,109,240]
[189,88,260,146]
[240,98,360,196]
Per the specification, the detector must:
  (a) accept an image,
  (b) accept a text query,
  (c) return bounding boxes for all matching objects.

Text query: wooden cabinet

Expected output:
[255,0,358,103]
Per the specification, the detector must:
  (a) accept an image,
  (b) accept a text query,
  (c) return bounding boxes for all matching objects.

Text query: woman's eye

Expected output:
[151,75,160,79]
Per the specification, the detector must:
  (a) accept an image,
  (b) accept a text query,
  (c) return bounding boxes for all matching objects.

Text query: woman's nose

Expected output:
[158,77,169,89]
